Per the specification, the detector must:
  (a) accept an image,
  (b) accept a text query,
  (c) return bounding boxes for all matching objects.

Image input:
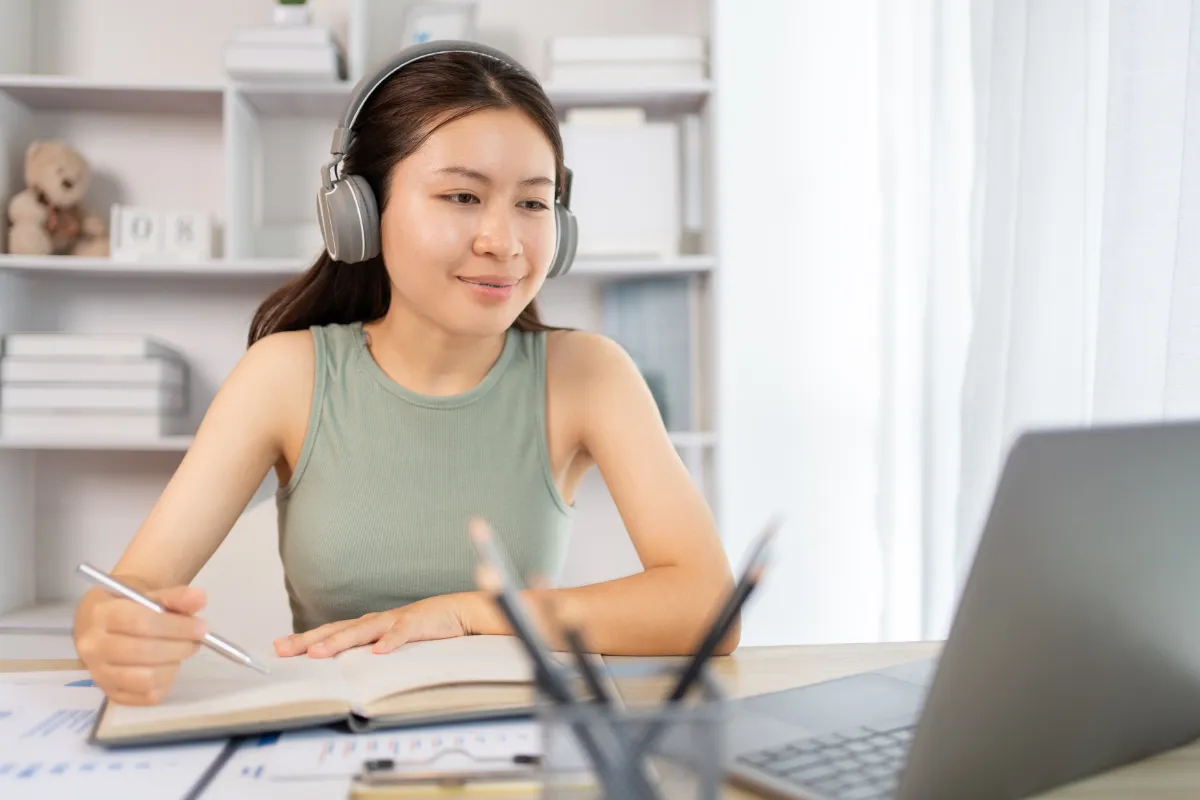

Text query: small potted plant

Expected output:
[274,0,311,26]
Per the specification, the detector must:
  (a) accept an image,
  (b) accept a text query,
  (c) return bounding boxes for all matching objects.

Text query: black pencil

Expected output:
[473,560,573,704]
[469,518,658,798]
[475,558,636,795]
[545,594,613,707]
[665,515,780,703]
[630,516,781,761]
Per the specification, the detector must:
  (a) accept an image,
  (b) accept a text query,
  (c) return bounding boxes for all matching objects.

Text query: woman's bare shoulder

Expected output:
[244,328,314,362]
[545,328,639,388]
[238,329,315,387]
[220,330,316,429]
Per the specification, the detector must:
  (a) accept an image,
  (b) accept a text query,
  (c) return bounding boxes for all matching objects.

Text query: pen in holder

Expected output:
[466,514,772,800]
[536,660,727,800]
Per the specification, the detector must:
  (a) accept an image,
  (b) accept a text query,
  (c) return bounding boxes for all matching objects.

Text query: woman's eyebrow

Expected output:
[437,165,554,188]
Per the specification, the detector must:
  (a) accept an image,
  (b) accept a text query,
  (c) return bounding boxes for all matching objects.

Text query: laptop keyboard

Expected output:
[734,722,915,800]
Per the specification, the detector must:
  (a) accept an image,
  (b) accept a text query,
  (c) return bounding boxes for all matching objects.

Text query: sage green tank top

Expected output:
[275,321,575,633]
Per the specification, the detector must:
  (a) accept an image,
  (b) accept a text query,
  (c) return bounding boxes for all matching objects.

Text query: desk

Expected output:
[5,642,1200,799]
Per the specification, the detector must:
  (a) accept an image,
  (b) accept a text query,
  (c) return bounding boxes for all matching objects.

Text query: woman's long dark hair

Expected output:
[247,52,565,347]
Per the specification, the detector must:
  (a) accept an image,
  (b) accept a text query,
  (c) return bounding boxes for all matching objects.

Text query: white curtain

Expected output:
[712,0,1198,645]
[708,0,975,645]
[712,0,896,646]
[710,0,974,646]
[875,0,975,640]
[928,0,1200,633]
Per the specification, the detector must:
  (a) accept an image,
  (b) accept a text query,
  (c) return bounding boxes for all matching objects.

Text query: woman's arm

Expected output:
[73,331,314,702]
[84,331,311,591]
[467,331,738,656]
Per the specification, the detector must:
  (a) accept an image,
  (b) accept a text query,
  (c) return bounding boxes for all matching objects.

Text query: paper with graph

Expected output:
[0,683,225,798]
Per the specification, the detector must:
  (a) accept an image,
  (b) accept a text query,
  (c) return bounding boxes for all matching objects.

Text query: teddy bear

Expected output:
[6,140,110,257]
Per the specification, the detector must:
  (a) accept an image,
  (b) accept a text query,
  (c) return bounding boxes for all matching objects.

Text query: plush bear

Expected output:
[6,140,109,257]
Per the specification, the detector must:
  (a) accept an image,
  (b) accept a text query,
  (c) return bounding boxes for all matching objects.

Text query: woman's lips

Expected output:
[457,275,521,300]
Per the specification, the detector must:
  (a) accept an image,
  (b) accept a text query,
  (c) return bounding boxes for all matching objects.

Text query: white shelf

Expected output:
[0,74,224,115]
[0,631,80,660]
[669,431,717,448]
[231,79,712,118]
[544,81,711,114]
[0,435,194,452]
[0,254,712,279]
[0,601,74,634]
[0,254,307,277]
[571,255,713,277]
[233,80,353,117]
[0,254,305,277]
[0,73,709,118]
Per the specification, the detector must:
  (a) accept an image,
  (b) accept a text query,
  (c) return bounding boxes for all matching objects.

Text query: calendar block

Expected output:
[110,205,213,262]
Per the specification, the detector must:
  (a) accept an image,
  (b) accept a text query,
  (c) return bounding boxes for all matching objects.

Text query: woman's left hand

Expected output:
[273,593,478,658]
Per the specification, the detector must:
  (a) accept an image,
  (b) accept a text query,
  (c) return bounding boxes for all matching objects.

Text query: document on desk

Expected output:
[264,719,545,779]
[200,732,352,799]
[0,669,95,686]
[0,684,227,799]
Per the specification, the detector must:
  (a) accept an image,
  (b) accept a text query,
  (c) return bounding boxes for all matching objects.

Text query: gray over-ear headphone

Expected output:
[316,40,578,278]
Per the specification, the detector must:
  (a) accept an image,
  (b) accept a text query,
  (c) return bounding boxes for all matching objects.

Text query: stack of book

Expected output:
[0,333,190,443]
[222,23,345,83]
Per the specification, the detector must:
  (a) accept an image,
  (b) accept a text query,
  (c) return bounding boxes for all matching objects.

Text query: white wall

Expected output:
[712,0,886,646]
[0,0,33,73]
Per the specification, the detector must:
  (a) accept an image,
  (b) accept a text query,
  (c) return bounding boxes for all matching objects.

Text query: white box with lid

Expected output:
[546,35,708,84]
[561,118,682,258]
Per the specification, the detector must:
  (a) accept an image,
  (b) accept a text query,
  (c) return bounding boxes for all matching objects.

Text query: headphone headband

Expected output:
[330,40,533,158]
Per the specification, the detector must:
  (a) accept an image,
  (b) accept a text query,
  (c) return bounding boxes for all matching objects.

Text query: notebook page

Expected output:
[335,635,535,711]
[101,646,349,731]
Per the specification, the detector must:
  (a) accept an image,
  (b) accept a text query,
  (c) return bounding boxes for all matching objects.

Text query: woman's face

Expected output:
[379,107,559,337]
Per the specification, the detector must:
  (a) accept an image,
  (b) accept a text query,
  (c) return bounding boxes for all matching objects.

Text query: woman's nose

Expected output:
[473,209,521,260]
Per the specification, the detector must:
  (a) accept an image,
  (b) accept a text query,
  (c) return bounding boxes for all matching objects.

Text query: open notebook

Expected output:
[90,635,549,747]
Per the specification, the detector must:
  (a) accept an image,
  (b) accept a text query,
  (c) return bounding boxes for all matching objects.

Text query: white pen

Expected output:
[76,562,270,675]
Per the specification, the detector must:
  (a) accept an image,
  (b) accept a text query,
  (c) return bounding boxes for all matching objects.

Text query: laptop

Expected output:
[720,420,1200,800]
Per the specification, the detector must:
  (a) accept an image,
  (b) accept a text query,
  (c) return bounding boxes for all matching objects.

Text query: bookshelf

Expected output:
[0,253,715,278]
[0,74,225,115]
[0,0,719,636]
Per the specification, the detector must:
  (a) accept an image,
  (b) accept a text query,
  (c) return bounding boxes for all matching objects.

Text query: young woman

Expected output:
[72,44,736,707]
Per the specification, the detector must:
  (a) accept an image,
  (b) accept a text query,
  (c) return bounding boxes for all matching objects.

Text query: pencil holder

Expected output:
[536,662,727,800]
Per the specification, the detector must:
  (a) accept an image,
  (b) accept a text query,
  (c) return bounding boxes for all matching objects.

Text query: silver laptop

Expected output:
[721,420,1200,800]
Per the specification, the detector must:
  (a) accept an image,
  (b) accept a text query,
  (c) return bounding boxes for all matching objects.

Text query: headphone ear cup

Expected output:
[350,174,381,261]
[547,203,578,279]
[316,174,380,263]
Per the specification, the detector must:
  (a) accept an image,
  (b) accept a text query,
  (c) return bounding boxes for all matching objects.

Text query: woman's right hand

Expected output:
[74,585,210,706]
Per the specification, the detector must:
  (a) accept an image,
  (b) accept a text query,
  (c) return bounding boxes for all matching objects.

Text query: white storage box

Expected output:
[0,411,190,440]
[0,333,182,360]
[547,35,707,85]
[223,39,344,82]
[0,383,185,412]
[561,120,682,258]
